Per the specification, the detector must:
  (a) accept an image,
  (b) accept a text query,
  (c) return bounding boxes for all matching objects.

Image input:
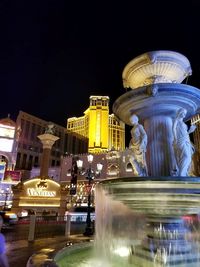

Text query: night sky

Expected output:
[1,0,200,128]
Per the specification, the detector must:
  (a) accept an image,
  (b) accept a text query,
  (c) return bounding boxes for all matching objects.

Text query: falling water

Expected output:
[55,177,200,267]
[93,182,146,266]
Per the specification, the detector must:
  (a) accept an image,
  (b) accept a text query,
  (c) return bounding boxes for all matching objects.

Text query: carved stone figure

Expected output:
[45,123,56,135]
[129,114,148,176]
[146,84,158,97]
[172,108,196,176]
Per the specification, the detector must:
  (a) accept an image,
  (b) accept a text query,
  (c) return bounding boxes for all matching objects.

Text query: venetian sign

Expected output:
[26,179,58,198]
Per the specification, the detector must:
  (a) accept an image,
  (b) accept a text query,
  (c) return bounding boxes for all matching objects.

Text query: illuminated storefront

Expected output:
[65,180,97,208]
[12,178,67,215]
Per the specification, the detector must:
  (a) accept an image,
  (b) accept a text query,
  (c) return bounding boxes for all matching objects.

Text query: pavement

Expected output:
[6,235,92,267]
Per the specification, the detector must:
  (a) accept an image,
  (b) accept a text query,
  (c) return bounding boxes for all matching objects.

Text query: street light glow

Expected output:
[87,154,94,163]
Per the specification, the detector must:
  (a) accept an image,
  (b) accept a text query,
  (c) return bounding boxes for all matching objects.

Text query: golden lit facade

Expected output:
[108,114,125,151]
[67,96,125,153]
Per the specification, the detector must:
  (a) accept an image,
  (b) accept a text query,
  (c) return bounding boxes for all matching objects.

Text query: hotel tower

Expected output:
[67,96,125,153]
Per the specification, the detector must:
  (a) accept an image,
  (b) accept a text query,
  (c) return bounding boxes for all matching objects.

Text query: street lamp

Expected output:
[77,154,103,236]
[69,156,78,196]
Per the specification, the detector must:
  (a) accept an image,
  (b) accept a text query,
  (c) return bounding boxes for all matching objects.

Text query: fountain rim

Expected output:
[100,176,200,185]
[98,177,200,216]
[54,241,93,263]
[112,82,200,124]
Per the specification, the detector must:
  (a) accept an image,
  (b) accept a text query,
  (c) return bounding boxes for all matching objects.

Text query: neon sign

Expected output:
[27,180,56,197]
[27,188,56,197]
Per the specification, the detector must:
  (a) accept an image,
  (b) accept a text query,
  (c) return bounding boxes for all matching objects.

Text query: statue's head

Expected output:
[130,114,139,125]
[177,108,187,119]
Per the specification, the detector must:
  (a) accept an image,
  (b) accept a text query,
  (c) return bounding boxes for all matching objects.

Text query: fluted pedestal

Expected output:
[144,116,175,176]
[37,133,59,177]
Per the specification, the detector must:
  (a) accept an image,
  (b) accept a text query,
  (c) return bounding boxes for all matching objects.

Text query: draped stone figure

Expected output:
[172,108,196,176]
[128,114,148,176]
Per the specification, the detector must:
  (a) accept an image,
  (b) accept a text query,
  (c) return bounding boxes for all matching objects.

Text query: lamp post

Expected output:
[70,156,78,196]
[77,154,103,236]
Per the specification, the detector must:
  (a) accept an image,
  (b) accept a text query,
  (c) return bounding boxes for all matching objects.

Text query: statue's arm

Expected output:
[188,124,196,134]
[139,125,147,145]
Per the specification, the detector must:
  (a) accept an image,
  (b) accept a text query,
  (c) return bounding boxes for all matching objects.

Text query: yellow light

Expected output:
[24,178,41,185]
[20,197,60,200]
[24,178,60,187]
[19,203,60,207]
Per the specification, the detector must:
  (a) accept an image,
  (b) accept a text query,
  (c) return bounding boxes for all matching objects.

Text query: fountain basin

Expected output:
[54,242,93,267]
[122,50,192,89]
[54,177,200,267]
[101,177,200,216]
[55,241,145,267]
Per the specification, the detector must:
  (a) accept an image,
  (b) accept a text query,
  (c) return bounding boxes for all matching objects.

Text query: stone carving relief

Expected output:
[146,84,158,97]
[144,75,174,87]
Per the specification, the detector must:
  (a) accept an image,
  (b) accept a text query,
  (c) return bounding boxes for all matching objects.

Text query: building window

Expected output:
[56,151,60,158]
[31,123,36,140]
[15,152,21,169]
[25,121,30,139]
[36,125,41,136]
[28,155,33,170]
[23,144,27,150]
[22,154,27,169]
[20,119,25,138]
[34,156,39,167]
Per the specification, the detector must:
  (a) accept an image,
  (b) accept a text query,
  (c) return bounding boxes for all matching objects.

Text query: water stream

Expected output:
[55,177,200,267]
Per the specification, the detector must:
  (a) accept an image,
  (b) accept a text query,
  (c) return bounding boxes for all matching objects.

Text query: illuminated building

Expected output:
[0,111,88,209]
[15,111,88,179]
[67,96,125,153]
[0,115,21,208]
[60,150,136,208]
[16,111,66,172]
[0,115,19,170]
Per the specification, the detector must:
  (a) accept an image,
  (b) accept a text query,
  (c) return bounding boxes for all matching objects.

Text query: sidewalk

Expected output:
[6,235,91,267]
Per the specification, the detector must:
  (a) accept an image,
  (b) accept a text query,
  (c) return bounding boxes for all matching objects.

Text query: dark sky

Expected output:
[1,0,200,127]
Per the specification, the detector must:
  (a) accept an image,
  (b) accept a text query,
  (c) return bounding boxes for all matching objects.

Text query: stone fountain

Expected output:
[114,50,200,177]
[55,51,200,267]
